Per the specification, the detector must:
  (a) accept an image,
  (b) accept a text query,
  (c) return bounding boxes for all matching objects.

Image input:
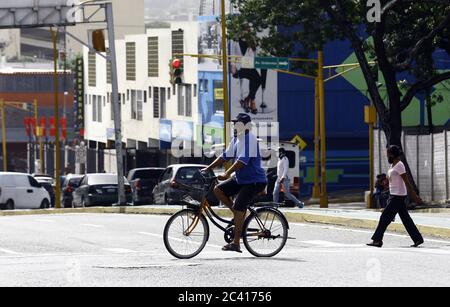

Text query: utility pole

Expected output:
[313,78,321,199]
[0,99,6,172]
[34,99,44,174]
[318,51,328,208]
[220,0,229,145]
[50,28,62,209]
[106,2,126,205]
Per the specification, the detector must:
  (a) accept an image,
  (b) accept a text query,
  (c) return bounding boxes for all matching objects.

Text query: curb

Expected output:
[1,207,450,240]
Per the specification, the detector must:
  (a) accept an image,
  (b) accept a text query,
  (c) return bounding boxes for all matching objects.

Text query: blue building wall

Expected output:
[278,40,372,197]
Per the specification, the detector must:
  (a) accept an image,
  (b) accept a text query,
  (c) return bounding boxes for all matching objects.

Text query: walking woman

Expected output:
[367,145,424,248]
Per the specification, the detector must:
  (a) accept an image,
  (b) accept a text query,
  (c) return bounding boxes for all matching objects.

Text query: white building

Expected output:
[83,22,201,172]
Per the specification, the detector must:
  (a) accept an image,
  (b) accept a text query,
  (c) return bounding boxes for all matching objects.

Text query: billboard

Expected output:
[229,37,278,127]
[198,16,223,72]
[0,0,80,29]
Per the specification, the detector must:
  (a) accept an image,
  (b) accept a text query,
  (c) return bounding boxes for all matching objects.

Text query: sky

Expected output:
[144,0,201,19]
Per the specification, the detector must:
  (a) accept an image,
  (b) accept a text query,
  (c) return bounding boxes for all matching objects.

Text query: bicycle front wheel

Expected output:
[163,209,209,259]
[243,208,288,257]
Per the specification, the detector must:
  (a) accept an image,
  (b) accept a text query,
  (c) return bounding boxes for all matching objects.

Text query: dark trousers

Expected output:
[238,69,262,100]
[372,195,423,243]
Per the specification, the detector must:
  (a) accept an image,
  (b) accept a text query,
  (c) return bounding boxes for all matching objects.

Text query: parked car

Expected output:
[32,174,55,185]
[152,165,217,206]
[72,173,132,207]
[61,174,84,208]
[0,172,51,210]
[127,168,165,205]
[33,174,56,207]
[35,180,55,207]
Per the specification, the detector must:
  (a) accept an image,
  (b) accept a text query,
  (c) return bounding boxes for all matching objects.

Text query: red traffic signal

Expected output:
[172,58,182,69]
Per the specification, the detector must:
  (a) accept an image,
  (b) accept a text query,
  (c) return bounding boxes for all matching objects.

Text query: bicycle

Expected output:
[163,173,290,259]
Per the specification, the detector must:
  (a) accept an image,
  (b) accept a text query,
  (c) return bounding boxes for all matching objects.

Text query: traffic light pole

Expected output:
[106,2,126,206]
[50,28,62,209]
[34,99,44,174]
[220,0,230,145]
[318,51,329,208]
[0,99,6,172]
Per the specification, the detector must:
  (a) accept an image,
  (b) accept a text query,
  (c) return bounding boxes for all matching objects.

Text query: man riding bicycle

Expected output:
[202,113,267,253]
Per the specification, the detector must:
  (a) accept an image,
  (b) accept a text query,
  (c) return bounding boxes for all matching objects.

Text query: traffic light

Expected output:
[90,29,106,52]
[170,58,183,84]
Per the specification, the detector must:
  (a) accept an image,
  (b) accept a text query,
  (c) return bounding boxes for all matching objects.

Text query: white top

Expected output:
[388,161,407,196]
[277,156,289,182]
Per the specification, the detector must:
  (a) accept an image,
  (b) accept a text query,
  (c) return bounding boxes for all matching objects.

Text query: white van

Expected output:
[0,172,51,210]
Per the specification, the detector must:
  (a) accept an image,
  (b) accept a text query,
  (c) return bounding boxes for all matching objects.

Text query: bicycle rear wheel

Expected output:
[243,208,288,257]
[163,209,209,259]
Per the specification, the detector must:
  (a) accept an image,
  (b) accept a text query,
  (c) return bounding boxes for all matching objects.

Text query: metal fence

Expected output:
[374,129,450,203]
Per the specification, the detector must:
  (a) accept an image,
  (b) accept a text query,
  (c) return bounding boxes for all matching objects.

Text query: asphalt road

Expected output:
[0,213,449,287]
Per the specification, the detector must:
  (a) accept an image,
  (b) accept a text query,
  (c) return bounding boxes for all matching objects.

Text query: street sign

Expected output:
[214,88,224,100]
[255,57,290,70]
[291,135,308,151]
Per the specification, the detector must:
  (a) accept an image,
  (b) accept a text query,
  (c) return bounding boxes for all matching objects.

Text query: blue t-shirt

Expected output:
[222,132,267,185]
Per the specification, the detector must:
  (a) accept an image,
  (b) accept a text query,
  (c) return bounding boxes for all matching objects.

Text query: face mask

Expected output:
[388,157,394,164]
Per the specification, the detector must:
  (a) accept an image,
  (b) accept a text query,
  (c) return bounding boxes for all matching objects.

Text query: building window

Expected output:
[148,87,152,98]
[148,37,159,77]
[167,87,171,100]
[185,84,192,117]
[88,52,96,87]
[200,79,209,93]
[126,42,136,81]
[194,84,197,97]
[177,84,184,116]
[153,87,160,118]
[106,58,112,84]
[131,90,144,121]
[214,80,224,112]
[160,88,166,119]
[131,90,137,119]
[92,95,97,121]
[97,95,103,122]
[177,84,192,117]
[144,91,147,103]
[137,90,143,121]
[172,30,184,67]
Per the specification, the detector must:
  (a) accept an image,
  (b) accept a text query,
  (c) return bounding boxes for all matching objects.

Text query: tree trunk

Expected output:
[385,100,421,197]
[426,89,434,134]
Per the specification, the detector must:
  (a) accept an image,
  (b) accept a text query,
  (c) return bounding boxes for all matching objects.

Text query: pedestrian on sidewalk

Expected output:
[367,145,424,248]
[273,148,304,208]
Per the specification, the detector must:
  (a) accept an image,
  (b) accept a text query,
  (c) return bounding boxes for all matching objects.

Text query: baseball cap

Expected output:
[231,113,252,125]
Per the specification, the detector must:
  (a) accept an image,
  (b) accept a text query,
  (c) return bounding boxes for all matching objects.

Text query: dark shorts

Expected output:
[216,178,267,212]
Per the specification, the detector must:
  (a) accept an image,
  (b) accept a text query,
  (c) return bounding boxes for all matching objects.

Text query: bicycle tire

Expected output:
[243,208,288,258]
[163,209,209,259]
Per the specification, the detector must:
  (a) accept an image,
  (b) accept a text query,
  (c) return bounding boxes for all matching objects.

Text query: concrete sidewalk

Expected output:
[1,204,450,239]
[282,205,450,239]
